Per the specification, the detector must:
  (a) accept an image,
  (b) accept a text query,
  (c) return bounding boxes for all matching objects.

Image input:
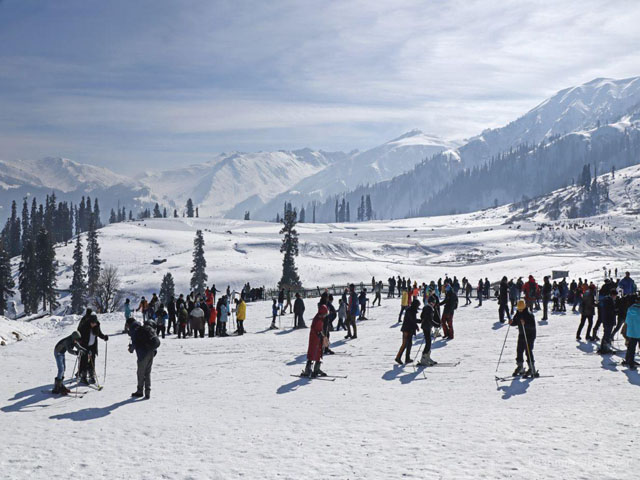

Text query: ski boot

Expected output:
[131,391,144,398]
[512,363,525,377]
[52,378,61,394]
[88,372,97,385]
[312,362,327,378]
[300,360,312,377]
[59,378,71,395]
[79,373,89,385]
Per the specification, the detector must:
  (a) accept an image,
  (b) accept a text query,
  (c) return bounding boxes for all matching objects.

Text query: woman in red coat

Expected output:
[301,305,328,377]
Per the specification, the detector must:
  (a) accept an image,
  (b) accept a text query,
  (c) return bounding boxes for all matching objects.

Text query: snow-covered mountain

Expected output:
[459,76,640,168]
[140,149,348,218]
[246,130,457,220]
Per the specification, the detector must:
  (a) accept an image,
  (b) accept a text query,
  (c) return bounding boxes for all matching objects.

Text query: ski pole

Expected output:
[496,323,511,373]
[103,340,108,385]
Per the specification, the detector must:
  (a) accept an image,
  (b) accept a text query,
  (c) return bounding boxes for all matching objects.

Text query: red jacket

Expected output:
[205,290,214,307]
[307,306,327,362]
[524,280,539,301]
[208,307,217,325]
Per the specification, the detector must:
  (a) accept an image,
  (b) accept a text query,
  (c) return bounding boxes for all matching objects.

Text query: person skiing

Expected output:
[77,312,108,385]
[498,276,511,323]
[441,283,458,340]
[577,284,596,340]
[509,300,538,377]
[623,295,640,369]
[126,318,160,399]
[52,331,87,395]
[293,293,306,329]
[301,304,328,377]
[417,296,441,366]
[235,297,246,335]
[395,298,420,365]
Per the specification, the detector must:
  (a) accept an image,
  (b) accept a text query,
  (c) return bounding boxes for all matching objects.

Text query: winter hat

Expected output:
[516,300,526,312]
[125,317,136,325]
[71,331,81,340]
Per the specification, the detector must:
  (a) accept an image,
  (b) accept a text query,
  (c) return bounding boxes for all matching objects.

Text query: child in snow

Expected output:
[53,331,87,395]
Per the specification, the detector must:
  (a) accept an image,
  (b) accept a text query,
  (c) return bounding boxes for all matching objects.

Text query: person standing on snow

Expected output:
[395,298,420,365]
[598,288,618,354]
[278,289,285,315]
[346,284,359,339]
[623,296,640,369]
[123,298,132,333]
[523,276,539,311]
[477,279,483,306]
[358,288,368,320]
[398,287,409,323]
[509,300,538,377]
[372,281,382,307]
[301,305,329,377]
[441,283,458,340]
[52,331,87,395]
[577,284,596,340]
[417,296,440,366]
[541,276,552,321]
[190,303,205,338]
[126,318,160,399]
[293,293,306,329]
[498,276,511,324]
[77,313,108,385]
[284,289,293,314]
[336,298,347,331]
[136,296,149,322]
[235,297,247,335]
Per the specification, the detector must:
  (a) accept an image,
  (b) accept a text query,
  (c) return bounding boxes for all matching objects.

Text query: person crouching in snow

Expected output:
[510,300,538,377]
[52,331,87,395]
[395,298,420,365]
[417,296,441,366]
[301,305,329,377]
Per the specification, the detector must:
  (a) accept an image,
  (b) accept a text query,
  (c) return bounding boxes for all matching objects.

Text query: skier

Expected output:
[395,298,420,365]
[235,297,246,335]
[346,284,359,339]
[523,276,539,311]
[218,297,229,336]
[577,284,596,340]
[498,276,511,323]
[126,318,160,399]
[52,331,87,395]
[465,281,472,306]
[623,295,640,369]
[417,296,441,366]
[441,283,458,340]
[508,279,518,314]
[77,312,108,385]
[293,293,306,329]
[509,300,538,377]
[301,305,328,377]
[398,288,409,323]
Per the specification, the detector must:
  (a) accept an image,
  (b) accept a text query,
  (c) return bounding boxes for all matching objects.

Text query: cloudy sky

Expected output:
[1,0,639,172]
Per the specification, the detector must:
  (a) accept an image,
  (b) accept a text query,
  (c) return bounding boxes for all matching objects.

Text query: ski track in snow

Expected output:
[2,298,640,479]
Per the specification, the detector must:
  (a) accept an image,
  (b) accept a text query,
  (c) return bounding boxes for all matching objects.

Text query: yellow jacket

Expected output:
[237,301,247,321]
[401,291,409,307]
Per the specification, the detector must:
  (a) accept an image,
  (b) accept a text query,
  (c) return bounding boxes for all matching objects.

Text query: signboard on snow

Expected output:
[552,270,569,280]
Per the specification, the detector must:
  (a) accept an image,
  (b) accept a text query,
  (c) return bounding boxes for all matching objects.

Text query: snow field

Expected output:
[1,296,639,479]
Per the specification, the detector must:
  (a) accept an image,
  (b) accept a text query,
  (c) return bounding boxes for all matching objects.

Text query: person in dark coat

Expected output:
[127,318,158,399]
[77,312,108,385]
[293,293,306,329]
[395,298,420,365]
[498,276,511,323]
[167,296,176,335]
[441,284,458,340]
[541,276,552,321]
[509,300,537,377]
[52,331,87,395]
[417,296,441,366]
[598,289,618,354]
[577,284,596,340]
[323,295,337,355]
[301,305,328,377]
[358,289,368,320]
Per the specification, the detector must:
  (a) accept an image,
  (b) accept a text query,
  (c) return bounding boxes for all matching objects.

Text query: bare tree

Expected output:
[93,265,124,313]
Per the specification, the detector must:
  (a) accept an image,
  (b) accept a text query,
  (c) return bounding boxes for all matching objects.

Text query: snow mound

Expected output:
[0,316,43,346]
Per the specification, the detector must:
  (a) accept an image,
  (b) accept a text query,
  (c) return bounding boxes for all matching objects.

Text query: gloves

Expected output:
[104,335,109,341]
[128,344,134,353]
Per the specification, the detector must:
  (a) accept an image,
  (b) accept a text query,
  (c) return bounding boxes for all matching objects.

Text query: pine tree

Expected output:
[244,211,250,220]
[18,231,38,314]
[70,235,86,314]
[0,239,15,316]
[335,199,339,222]
[346,202,350,222]
[299,207,306,223]
[190,230,207,296]
[36,227,58,312]
[8,200,21,257]
[153,203,162,218]
[196,207,199,218]
[129,210,133,221]
[163,207,167,218]
[365,195,373,221]
[93,198,102,229]
[159,272,176,306]
[173,209,178,218]
[86,218,101,297]
[21,199,30,244]
[109,209,117,224]
[278,206,301,289]
[186,199,195,218]
[312,203,316,223]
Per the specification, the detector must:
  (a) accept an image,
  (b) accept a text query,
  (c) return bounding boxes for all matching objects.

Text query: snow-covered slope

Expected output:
[249,130,457,220]
[140,149,347,218]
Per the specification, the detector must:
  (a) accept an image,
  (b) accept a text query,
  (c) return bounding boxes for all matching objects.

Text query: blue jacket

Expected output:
[626,303,640,339]
[619,277,635,295]
[124,303,132,319]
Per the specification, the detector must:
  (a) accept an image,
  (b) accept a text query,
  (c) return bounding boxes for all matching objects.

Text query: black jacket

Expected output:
[511,309,536,334]
[443,290,458,315]
[54,334,86,356]
[499,281,508,305]
[294,298,305,315]
[420,304,440,330]
[401,300,420,334]
[78,316,107,354]
[601,296,617,326]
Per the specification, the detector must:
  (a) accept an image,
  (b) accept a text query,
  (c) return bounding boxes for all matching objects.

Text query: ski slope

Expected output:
[1,297,638,479]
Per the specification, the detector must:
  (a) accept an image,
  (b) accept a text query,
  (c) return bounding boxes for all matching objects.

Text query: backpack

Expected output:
[139,324,161,350]
[452,293,458,310]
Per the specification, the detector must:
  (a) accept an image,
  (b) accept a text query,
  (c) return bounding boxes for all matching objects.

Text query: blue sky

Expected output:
[1,0,640,172]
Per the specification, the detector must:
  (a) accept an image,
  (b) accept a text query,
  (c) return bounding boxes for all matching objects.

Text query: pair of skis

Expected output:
[495,373,554,382]
[290,374,348,382]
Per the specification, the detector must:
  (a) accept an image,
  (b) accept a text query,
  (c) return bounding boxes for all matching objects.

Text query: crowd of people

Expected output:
[50,269,640,397]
